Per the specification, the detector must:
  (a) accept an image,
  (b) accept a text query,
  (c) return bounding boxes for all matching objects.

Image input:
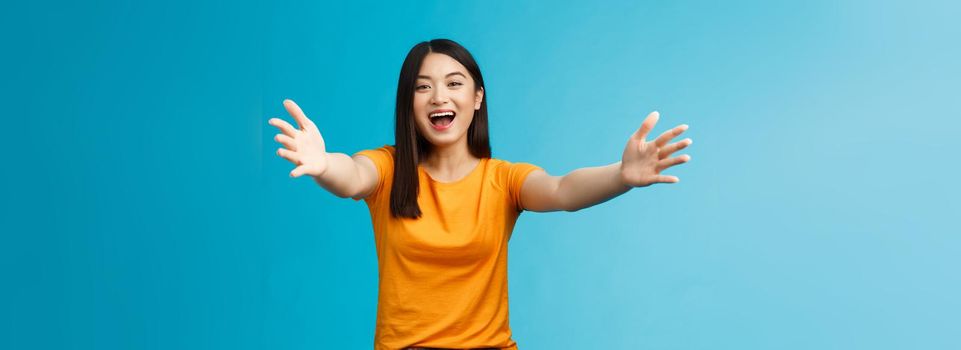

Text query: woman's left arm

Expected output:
[520,111,692,212]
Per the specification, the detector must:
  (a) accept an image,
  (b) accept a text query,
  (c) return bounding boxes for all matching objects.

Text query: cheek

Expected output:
[455,92,477,108]
[412,95,429,117]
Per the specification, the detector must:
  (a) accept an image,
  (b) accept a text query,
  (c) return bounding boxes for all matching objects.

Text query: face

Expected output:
[412,53,484,149]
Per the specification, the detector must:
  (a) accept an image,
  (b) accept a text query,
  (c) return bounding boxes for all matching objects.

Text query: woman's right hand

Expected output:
[268,99,329,178]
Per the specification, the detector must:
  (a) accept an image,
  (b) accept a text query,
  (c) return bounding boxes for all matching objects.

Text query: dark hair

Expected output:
[390,39,491,219]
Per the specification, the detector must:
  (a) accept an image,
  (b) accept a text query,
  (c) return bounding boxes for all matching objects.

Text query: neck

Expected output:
[421,138,478,174]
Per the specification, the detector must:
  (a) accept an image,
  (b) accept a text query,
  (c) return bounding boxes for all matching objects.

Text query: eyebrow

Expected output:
[417,72,467,80]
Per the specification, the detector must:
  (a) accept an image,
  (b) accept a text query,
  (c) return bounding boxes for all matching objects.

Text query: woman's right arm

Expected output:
[268,99,378,199]
[312,152,378,199]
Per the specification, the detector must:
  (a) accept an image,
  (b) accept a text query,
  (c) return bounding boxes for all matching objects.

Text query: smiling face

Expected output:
[412,53,485,149]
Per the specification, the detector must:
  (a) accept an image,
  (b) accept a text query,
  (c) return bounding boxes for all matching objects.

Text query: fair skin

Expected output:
[267,53,692,211]
[411,53,485,182]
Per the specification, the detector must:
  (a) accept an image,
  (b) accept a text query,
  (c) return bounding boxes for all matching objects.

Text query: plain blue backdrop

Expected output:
[2,0,959,349]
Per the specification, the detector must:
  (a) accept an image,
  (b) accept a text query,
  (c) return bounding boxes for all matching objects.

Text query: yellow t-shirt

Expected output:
[351,144,542,350]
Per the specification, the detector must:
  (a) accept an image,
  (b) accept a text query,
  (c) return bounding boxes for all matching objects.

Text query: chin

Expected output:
[425,133,461,146]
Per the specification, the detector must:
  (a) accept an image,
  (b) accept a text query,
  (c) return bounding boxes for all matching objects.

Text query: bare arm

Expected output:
[268,99,377,199]
[311,153,377,199]
[520,111,692,212]
[520,164,629,212]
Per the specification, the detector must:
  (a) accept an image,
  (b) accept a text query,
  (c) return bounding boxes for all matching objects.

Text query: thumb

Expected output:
[290,165,308,178]
[653,175,679,184]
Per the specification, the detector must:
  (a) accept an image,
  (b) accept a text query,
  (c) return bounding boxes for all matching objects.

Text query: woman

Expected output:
[268,39,692,350]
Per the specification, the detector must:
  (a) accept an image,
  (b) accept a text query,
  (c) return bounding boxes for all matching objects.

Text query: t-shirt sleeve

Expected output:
[350,145,394,202]
[505,161,543,212]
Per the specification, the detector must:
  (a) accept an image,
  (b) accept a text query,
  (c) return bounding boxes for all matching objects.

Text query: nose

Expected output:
[429,87,449,105]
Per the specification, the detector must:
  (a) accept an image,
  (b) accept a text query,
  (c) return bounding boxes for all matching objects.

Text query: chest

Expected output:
[383,173,516,265]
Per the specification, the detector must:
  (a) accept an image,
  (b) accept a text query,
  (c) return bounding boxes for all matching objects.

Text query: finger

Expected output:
[653,175,680,184]
[655,124,689,147]
[276,148,300,164]
[283,99,315,130]
[274,133,296,150]
[290,165,308,178]
[657,154,691,171]
[630,111,660,141]
[269,118,299,137]
[658,138,692,159]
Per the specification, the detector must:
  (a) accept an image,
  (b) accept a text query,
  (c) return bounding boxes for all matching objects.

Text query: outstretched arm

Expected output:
[268,99,377,199]
[520,111,692,212]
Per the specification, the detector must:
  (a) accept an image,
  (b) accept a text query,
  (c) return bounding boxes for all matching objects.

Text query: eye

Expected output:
[448,81,463,87]
[416,84,430,90]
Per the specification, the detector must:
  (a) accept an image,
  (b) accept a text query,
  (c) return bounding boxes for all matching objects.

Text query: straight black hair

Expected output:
[390,39,491,219]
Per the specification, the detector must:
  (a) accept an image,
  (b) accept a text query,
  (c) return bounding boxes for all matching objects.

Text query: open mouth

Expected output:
[429,110,456,127]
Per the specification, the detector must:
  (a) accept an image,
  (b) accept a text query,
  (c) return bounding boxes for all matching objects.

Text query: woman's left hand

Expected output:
[620,111,692,187]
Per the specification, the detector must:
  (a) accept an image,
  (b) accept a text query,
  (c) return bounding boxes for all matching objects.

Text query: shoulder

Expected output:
[487,157,543,186]
[487,157,545,212]
[350,144,396,202]
[487,157,537,168]
[353,144,395,165]
[488,157,542,172]
[372,144,395,156]
[486,157,509,169]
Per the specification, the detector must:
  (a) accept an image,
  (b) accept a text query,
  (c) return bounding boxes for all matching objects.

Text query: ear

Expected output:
[474,87,484,110]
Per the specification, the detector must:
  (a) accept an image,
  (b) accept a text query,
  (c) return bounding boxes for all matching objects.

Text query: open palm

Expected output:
[620,111,692,187]
[268,99,328,178]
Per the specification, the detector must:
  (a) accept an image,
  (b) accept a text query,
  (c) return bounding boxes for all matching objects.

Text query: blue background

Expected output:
[2,0,959,349]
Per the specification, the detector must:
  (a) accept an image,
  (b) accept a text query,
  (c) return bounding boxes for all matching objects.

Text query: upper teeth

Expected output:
[430,111,454,118]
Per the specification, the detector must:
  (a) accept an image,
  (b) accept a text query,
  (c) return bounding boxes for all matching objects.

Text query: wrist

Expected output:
[311,153,332,180]
[616,161,633,190]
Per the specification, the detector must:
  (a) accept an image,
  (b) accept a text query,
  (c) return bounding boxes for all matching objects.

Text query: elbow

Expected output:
[324,184,358,199]
[317,177,363,199]
[337,183,368,200]
[333,187,362,199]
[561,199,582,212]
[555,191,581,212]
